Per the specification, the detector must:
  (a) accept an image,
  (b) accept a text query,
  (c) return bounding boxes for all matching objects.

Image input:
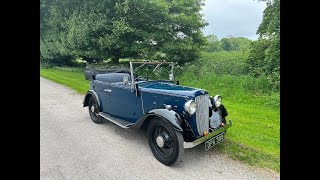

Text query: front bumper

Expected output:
[183,120,233,148]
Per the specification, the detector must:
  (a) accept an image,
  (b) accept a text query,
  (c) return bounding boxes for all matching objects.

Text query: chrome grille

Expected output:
[195,94,209,135]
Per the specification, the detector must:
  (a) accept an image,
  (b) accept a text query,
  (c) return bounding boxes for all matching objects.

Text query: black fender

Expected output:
[130,109,183,131]
[83,90,101,108]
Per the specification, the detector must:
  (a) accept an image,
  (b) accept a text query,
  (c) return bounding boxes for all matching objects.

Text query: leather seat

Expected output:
[95,73,131,83]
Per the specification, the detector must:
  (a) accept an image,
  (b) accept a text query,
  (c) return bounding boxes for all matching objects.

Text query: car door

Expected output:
[106,83,136,122]
[93,80,110,112]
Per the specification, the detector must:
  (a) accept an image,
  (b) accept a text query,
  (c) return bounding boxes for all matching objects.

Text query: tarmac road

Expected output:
[40,77,279,180]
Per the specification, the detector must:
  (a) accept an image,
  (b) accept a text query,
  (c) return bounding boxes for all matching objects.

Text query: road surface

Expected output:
[40,77,279,180]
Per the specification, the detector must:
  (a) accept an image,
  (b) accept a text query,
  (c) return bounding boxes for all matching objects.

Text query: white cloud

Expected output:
[202,0,267,40]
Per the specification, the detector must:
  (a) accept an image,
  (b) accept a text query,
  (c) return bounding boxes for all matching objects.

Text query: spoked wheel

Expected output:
[88,96,103,124]
[148,117,184,166]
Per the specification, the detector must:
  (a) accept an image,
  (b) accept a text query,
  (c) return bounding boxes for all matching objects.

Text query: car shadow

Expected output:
[100,118,224,168]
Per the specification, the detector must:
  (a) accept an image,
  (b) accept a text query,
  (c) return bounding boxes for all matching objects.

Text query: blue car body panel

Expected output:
[90,79,208,136]
[106,83,136,122]
[138,81,208,136]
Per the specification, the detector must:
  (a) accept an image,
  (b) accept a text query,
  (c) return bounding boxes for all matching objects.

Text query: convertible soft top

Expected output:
[84,67,134,81]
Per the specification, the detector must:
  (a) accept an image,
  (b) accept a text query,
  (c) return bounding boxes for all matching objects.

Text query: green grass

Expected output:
[215,139,279,171]
[177,57,279,171]
[215,98,279,171]
[40,65,280,172]
[40,68,88,94]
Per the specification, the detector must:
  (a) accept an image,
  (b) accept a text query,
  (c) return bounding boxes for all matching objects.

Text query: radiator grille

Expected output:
[195,94,209,135]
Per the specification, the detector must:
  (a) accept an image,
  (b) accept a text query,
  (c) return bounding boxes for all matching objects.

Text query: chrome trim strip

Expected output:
[130,61,135,90]
[141,92,145,114]
[183,120,233,148]
[140,89,189,98]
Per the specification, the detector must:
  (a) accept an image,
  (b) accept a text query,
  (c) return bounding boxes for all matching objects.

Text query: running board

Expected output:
[99,112,134,128]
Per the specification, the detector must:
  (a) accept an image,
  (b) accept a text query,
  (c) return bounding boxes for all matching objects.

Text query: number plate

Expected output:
[205,132,225,151]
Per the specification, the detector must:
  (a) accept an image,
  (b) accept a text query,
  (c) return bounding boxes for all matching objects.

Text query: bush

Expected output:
[198,51,249,76]
[175,51,279,94]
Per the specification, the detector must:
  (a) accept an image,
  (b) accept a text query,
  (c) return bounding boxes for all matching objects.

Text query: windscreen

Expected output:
[133,63,174,81]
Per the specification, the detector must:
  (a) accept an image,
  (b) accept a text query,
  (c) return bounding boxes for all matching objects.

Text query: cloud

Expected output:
[202,0,267,40]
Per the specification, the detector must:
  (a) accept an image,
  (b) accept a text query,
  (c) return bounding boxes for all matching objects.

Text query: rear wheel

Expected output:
[148,117,184,166]
[88,96,103,124]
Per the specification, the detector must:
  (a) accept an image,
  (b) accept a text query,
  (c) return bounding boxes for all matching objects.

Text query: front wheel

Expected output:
[148,117,184,166]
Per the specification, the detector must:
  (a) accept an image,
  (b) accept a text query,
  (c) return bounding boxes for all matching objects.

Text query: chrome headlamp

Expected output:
[184,100,197,115]
[213,95,222,108]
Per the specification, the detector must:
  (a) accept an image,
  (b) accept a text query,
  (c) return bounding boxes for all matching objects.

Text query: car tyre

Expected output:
[148,117,184,166]
[88,96,103,124]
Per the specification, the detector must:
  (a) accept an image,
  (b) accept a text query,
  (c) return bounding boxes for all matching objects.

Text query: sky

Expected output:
[202,0,267,40]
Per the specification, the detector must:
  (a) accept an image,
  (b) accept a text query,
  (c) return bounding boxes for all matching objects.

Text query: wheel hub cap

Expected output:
[156,136,165,148]
[91,106,95,113]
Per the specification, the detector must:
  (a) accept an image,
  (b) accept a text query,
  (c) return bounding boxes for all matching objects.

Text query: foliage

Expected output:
[40,0,208,65]
[204,35,222,52]
[175,51,247,79]
[40,32,74,66]
[177,52,279,95]
[220,37,252,51]
[247,39,270,76]
[247,0,280,89]
[204,35,252,52]
[257,0,280,37]
[194,51,249,75]
[176,56,280,171]
[40,0,76,65]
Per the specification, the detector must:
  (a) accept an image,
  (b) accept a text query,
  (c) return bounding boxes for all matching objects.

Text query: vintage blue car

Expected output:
[83,61,232,165]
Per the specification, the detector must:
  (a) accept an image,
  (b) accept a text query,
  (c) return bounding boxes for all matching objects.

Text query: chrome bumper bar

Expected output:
[183,120,233,149]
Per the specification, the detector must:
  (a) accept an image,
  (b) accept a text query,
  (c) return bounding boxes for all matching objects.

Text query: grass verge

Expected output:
[179,72,279,172]
[40,68,88,94]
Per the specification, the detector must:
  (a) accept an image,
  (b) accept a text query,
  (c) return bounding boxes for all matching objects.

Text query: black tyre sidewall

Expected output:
[148,117,183,166]
[88,96,102,124]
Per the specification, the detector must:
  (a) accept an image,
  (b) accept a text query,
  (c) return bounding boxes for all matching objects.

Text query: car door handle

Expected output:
[104,89,112,92]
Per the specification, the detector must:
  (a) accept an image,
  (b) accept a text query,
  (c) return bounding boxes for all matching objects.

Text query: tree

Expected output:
[257,0,280,74]
[40,0,83,65]
[220,37,252,51]
[40,0,208,64]
[247,0,280,76]
[204,35,222,52]
[246,0,280,90]
[246,39,270,76]
[257,0,280,38]
[204,35,251,52]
